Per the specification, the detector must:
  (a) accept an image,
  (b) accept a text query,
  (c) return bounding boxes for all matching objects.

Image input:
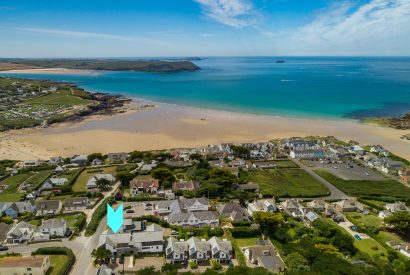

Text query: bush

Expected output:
[85,196,115,236]
[161,263,181,272]
[189,261,198,269]
[211,259,222,270]
[230,227,260,238]
[32,247,75,275]
[74,213,86,230]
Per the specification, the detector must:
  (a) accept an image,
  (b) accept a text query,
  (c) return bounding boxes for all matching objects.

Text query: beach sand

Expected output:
[0,68,102,75]
[0,100,409,161]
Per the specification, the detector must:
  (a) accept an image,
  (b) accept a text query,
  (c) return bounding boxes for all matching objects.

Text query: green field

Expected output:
[25,170,53,192]
[314,170,410,199]
[25,90,91,106]
[48,255,69,275]
[1,173,31,192]
[241,169,329,197]
[0,192,25,202]
[272,160,299,168]
[344,213,383,228]
[72,166,117,192]
[353,238,387,259]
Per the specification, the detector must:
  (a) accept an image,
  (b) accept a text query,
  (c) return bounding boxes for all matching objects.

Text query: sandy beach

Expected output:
[0,99,409,161]
[0,68,102,75]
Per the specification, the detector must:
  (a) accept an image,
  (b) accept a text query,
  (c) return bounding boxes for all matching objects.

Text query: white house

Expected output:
[86,174,116,190]
[180,198,210,212]
[6,222,35,244]
[40,219,67,237]
[400,243,410,258]
[167,211,219,227]
[247,198,276,216]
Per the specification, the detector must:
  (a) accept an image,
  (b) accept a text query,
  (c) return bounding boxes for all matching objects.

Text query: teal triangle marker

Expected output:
[107,203,123,234]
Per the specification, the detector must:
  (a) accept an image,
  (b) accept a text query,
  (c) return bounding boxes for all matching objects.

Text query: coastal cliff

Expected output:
[0,59,200,73]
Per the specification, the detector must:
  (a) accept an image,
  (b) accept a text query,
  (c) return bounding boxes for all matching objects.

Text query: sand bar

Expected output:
[0,100,409,161]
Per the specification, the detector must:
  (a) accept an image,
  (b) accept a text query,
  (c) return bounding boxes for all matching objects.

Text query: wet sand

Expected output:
[0,100,409,161]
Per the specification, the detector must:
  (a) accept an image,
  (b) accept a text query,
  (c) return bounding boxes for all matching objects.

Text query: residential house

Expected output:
[235,182,260,192]
[378,210,392,219]
[288,140,324,159]
[216,203,249,222]
[385,201,409,213]
[348,145,366,156]
[167,211,219,227]
[107,152,128,162]
[0,223,12,244]
[334,199,369,214]
[99,223,163,255]
[400,243,410,258]
[70,155,88,166]
[0,256,50,275]
[96,265,113,275]
[280,199,303,217]
[86,174,116,190]
[253,161,277,169]
[54,166,65,174]
[130,178,159,195]
[39,218,67,237]
[370,145,390,156]
[227,158,246,168]
[140,162,157,173]
[172,181,197,192]
[247,198,276,216]
[208,237,233,263]
[307,200,326,212]
[22,160,42,168]
[180,198,210,212]
[166,237,189,264]
[64,197,89,211]
[35,200,62,216]
[187,237,211,263]
[387,240,403,250]
[400,168,410,184]
[155,200,182,216]
[91,158,103,166]
[6,221,35,244]
[44,177,68,187]
[0,201,36,218]
[257,255,286,274]
[48,156,65,166]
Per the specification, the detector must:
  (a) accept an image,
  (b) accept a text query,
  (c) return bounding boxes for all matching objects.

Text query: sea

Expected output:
[2,56,410,119]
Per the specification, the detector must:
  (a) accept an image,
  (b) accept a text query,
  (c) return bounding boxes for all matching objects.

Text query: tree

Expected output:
[0,216,14,224]
[116,171,134,187]
[385,212,410,235]
[91,247,111,265]
[151,167,175,185]
[253,212,284,234]
[96,178,112,191]
[87,153,103,163]
[230,145,250,159]
[136,267,161,275]
[284,252,310,271]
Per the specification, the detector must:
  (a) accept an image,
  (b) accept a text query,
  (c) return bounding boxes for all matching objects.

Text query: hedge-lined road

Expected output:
[1,182,120,275]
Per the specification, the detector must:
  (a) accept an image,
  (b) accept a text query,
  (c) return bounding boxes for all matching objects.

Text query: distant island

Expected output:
[0,58,200,73]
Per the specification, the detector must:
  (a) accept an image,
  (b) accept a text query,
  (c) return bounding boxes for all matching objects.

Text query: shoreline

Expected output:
[0,97,409,161]
[0,68,104,75]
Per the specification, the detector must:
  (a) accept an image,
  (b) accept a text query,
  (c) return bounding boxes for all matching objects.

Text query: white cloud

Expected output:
[194,0,257,28]
[14,27,167,45]
[279,0,410,55]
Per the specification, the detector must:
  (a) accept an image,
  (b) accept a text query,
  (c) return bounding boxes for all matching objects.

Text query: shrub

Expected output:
[85,196,115,236]
[211,259,222,270]
[189,261,198,269]
[161,263,181,272]
[230,227,260,238]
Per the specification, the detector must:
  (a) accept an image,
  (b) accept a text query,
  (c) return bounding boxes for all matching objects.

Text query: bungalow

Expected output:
[187,237,211,263]
[244,244,276,263]
[247,198,276,216]
[216,203,249,222]
[70,155,88,166]
[6,221,35,244]
[64,197,89,211]
[387,240,403,250]
[348,145,366,156]
[0,256,50,275]
[307,200,326,212]
[385,201,409,213]
[303,211,320,227]
[334,199,369,214]
[91,158,103,166]
[48,156,65,166]
[54,166,65,174]
[253,161,277,169]
[208,237,233,263]
[167,211,219,227]
[257,255,286,274]
[0,201,36,218]
[45,177,68,187]
[166,237,189,264]
[290,149,325,159]
[140,163,157,173]
[227,158,246,168]
[39,218,67,237]
[130,178,159,195]
[280,199,303,217]
[86,174,116,190]
[35,200,62,216]
[107,152,128,162]
[208,160,226,168]
[180,198,210,212]
[22,160,42,168]
[155,200,182,216]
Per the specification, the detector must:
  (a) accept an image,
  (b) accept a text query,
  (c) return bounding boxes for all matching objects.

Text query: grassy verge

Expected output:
[85,196,115,236]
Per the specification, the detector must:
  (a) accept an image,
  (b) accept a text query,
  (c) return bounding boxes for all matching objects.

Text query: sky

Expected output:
[1,0,410,57]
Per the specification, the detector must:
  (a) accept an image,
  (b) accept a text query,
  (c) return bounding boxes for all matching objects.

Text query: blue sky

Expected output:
[1,0,409,57]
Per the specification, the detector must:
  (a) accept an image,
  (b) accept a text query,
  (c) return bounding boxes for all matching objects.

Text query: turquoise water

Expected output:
[2,57,410,119]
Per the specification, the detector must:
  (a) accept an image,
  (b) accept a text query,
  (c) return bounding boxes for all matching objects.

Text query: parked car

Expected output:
[119,255,125,264]
[126,209,134,213]
[171,230,178,235]
[0,246,8,251]
[354,234,362,241]
[111,255,116,264]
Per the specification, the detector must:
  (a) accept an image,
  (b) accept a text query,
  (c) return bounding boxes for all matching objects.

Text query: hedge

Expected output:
[85,196,115,236]
[230,227,261,238]
[32,247,75,275]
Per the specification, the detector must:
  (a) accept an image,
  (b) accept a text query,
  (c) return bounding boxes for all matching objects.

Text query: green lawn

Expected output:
[47,255,69,275]
[344,213,383,228]
[72,166,117,192]
[61,213,83,228]
[1,173,31,193]
[235,237,260,247]
[272,160,299,168]
[354,238,387,259]
[0,192,24,202]
[314,170,410,199]
[25,91,90,106]
[241,169,329,197]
